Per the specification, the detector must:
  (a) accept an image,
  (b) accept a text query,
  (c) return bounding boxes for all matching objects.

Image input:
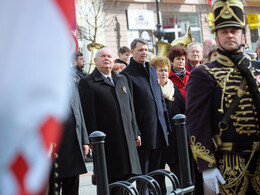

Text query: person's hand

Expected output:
[202,168,225,194]
[82,145,89,156]
[89,144,93,150]
[136,136,141,147]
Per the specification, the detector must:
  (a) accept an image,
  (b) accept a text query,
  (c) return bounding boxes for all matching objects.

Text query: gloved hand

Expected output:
[202,168,225,194]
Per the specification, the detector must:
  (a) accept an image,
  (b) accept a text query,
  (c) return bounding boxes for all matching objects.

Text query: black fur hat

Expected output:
[211,0,245,33]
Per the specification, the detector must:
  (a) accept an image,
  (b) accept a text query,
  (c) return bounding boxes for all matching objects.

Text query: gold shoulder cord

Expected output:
[218,78,247,136]
[218,69,233,114]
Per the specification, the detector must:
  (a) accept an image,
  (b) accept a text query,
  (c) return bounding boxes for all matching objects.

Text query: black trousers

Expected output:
[49,174,79,195]
[137,148,163,195]
[56,176,79,195]
[157,162,181,195]
[138,147,162,175]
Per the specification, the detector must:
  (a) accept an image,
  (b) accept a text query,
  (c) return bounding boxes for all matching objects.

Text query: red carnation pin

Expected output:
[256,75,260,85]
[123,86,127,94]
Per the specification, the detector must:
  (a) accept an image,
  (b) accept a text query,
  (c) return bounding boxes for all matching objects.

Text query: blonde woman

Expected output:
[150,56,185,194]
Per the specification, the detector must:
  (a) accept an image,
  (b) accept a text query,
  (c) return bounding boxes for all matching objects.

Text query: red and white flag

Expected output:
[208,0,216,6]
[0,0,75,194]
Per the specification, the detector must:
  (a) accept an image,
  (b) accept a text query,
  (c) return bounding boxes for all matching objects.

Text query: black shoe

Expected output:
[87,152,93,159]
[85,156,93,163]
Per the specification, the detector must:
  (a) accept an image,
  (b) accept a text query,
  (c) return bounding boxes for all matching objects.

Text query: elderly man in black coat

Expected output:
[121,38,171,178]
[79,47,141,185]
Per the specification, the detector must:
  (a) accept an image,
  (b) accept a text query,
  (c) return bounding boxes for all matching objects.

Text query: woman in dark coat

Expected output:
[150,56,185,194]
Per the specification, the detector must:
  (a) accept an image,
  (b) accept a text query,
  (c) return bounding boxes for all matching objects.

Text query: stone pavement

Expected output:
[79,162,174,195]
[79,162,96,194]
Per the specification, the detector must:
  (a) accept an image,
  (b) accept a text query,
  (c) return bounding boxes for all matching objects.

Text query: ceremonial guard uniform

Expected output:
[186,0,260,194]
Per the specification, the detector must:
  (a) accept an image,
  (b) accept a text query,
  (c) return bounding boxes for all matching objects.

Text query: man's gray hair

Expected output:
[130,38,148,50]
[94,47,110,58]
[187,42,203,54]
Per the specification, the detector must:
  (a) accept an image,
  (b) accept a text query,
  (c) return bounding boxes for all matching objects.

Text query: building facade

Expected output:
[76,0,260,71]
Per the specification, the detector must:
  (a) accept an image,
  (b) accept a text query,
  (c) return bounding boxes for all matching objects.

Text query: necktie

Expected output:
[107,77,114,86]
[144,64,148,74]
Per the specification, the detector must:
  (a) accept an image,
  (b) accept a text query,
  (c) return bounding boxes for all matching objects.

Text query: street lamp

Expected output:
[154,0,165,41]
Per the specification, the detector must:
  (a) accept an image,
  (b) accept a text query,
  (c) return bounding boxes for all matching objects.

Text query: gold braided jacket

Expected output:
[185,53,260,171]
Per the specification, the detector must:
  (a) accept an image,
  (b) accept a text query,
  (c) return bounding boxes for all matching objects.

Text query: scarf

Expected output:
[172,66,185,80]
[217,49,243,65]
[161,79,175,101]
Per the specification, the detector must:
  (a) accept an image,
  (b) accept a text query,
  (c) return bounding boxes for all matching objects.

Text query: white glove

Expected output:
[202,168,225,194]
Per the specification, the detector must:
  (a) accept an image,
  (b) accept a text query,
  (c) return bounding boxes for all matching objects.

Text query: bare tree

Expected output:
[76,0,121,43]
[76,0,122,73]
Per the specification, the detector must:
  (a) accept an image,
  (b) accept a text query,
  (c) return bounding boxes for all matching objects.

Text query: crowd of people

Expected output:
[49,0,260,194]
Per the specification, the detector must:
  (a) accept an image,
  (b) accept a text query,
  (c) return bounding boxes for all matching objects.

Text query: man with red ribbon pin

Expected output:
[79,47,142,190]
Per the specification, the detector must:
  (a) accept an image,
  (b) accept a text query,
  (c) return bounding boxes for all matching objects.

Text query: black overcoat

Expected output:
[79,68,141,183]
[162,86,185,164]
[121,58,170,150]
[56,80,89,178]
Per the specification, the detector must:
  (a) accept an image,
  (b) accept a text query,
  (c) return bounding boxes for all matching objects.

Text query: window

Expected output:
[250,28,260,52]
[162,13,202,44]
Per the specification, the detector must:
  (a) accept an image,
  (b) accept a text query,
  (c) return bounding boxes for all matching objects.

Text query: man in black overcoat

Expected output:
[121,38,171,177]
[49,77,90,195]
[78,47,142,184]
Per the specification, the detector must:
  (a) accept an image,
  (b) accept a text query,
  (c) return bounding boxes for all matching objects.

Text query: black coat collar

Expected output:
[91,68,123,86]
[129,58,150,74]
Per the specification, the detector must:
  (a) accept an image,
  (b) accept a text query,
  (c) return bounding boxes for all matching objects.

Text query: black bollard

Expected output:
[172,114,193,189]
[89,131,109,195]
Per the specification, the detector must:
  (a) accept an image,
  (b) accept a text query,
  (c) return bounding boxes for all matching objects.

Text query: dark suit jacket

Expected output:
[56,80,89,178]
[79,68,141,183]
[121,58,170,150]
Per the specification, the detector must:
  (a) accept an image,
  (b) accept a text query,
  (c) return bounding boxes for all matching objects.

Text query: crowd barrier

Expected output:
[89,114,194,195]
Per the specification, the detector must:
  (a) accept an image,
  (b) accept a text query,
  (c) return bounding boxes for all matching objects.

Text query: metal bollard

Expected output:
[172,114,193,189]
[89,131,109,195]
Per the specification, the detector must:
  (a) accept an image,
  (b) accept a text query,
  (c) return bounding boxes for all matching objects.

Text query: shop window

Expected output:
[250,28,260,52]
[162,13,202,44]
